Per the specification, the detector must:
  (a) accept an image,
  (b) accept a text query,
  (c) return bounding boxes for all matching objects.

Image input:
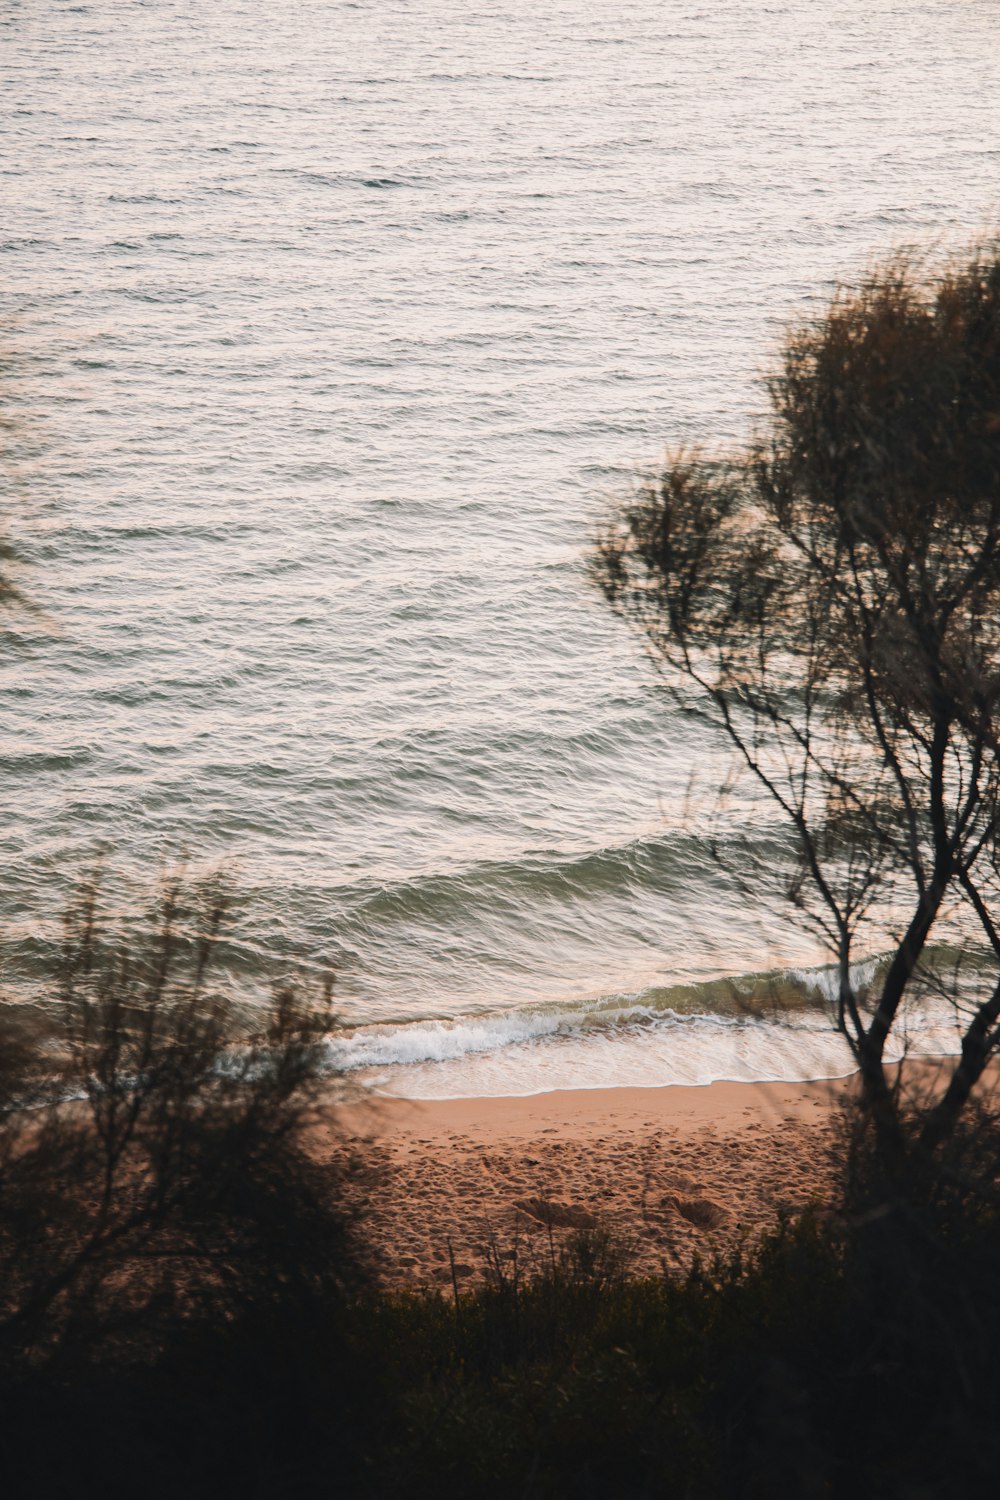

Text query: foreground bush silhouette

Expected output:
[595,242,1000,1156]
[0,878,377,1497]
[4,889,1000,1496]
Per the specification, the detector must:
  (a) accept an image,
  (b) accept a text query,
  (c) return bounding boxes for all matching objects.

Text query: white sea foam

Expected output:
[330,982,965,1099]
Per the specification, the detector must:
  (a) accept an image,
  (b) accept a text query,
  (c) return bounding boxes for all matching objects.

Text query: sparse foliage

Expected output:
[595,244,1000,1150]
[0,877,366,1362]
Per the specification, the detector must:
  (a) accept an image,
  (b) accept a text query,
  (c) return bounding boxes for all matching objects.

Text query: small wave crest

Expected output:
[329,1007,572,1070]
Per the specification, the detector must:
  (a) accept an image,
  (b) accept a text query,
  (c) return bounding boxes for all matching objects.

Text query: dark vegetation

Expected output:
[6,246,1000,1495]
[5,945,1000,1500]
[0,880,375,1496]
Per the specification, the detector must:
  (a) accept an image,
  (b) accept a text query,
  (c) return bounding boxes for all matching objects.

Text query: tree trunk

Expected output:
[855,1034,904,1157]
[868,875,948,1064]
[919,977,1000,1152]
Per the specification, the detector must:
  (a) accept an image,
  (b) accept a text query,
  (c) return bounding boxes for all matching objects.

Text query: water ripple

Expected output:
[2,0,998,1091]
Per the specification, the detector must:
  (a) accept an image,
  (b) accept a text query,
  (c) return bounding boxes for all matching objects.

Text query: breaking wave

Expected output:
[327,956,964,1099]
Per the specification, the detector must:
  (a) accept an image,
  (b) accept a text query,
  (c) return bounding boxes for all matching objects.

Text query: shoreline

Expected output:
[337,1070,854,1143]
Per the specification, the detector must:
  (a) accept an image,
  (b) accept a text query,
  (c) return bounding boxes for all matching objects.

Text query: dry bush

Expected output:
[0,876,368,1364]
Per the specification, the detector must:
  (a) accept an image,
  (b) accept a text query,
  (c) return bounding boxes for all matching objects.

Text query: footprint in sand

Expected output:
[513,1196,598,1230]
[663,1194,731,1231]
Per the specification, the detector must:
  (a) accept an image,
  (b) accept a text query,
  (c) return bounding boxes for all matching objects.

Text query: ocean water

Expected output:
[1,0,997,1096]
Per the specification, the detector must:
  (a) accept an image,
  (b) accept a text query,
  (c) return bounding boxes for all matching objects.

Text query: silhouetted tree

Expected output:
[595,245,1000,1152]
[0,877,366,1360]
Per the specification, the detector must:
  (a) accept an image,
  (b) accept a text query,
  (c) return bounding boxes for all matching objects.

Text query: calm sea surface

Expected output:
[2,0,998,1094]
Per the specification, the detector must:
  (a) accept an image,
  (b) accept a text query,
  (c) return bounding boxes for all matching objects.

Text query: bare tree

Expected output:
[594,246,1000,1152]
[0,877,365,1357]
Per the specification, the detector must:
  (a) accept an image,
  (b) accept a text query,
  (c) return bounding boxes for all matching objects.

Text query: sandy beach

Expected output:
[323,1074,854,1288]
